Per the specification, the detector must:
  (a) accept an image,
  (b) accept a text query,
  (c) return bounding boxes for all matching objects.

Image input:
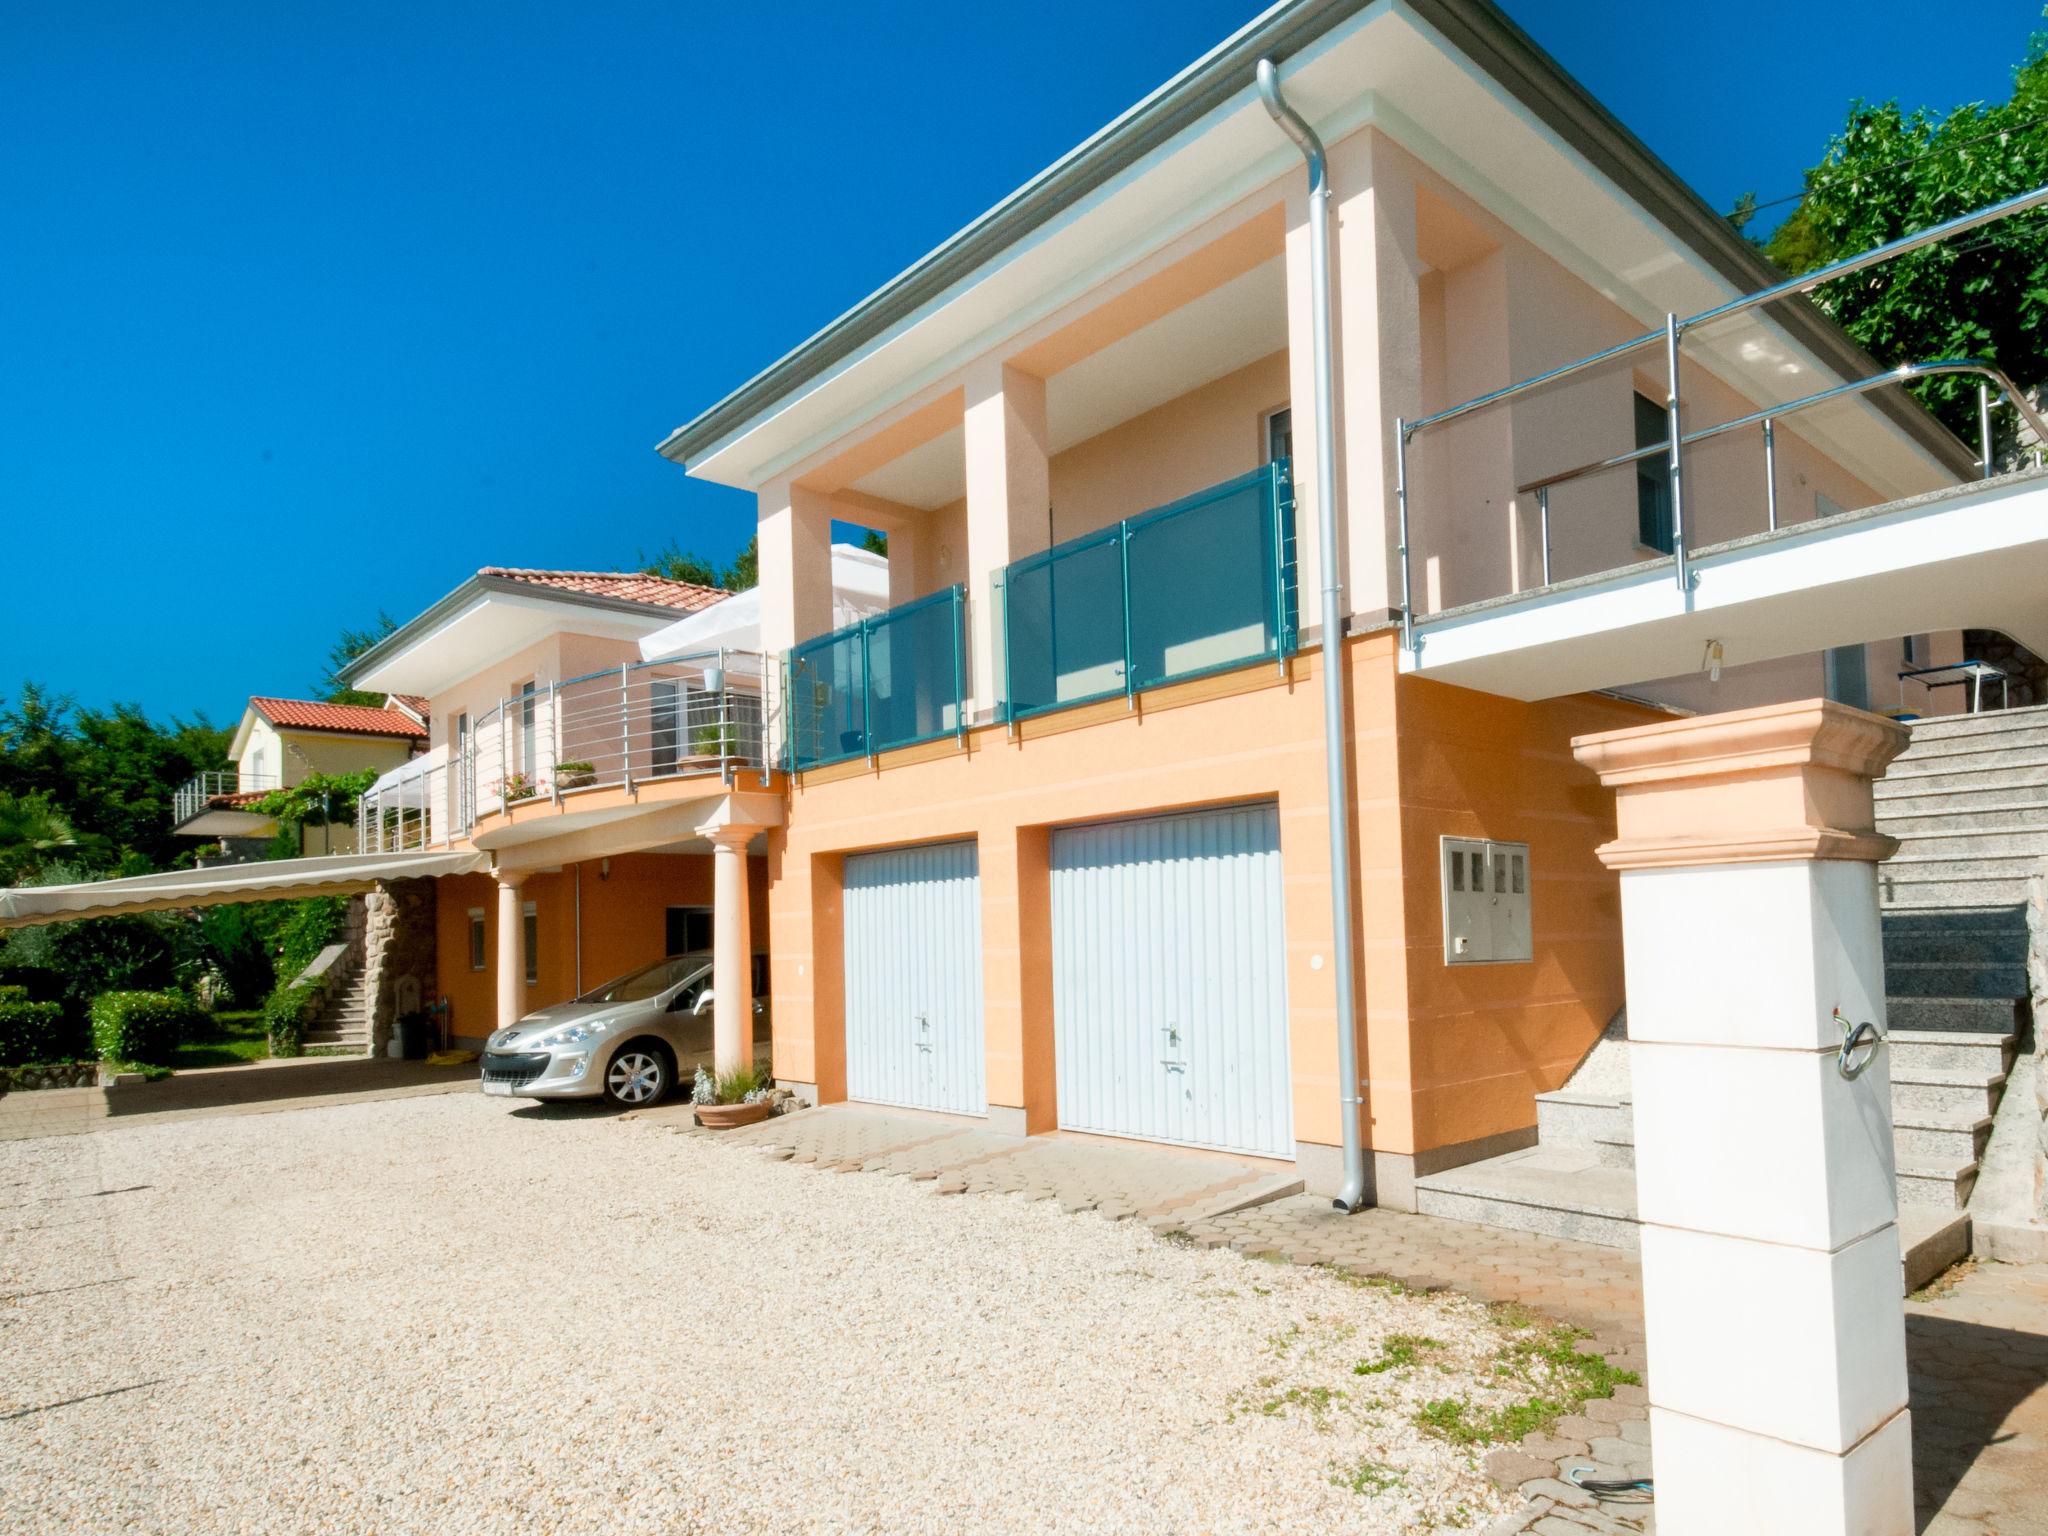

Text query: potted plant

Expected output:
[691,1063,775,1128]
[493,772,543,803]
[555,759,597,789]
[691,722,738,762]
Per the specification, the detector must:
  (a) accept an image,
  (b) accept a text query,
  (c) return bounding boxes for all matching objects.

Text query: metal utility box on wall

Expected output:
[1441,837,1532,964]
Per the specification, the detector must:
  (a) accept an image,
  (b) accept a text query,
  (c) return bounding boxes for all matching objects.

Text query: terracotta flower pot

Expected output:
[694,1100,772,1129]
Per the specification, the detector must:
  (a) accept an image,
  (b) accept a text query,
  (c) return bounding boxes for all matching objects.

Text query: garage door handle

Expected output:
[1160,1059,1186,1072]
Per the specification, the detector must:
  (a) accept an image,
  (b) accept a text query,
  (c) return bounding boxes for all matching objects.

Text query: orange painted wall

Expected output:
[768,630,1667,1163]
[434,850,768,1043]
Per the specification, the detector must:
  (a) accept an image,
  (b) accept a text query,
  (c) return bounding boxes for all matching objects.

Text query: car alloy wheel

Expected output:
[605,1050,667,1106]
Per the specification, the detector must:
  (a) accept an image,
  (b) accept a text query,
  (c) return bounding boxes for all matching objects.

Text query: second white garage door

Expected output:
[1050,803,1293,1158]
[843,841,986,1115]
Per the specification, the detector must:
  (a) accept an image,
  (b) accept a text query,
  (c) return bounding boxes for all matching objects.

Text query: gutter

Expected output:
[656,0,1975,481]
[1258,60,1369,1214]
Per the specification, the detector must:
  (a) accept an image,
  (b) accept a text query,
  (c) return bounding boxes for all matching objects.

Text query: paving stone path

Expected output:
[659,1104,2048,1536]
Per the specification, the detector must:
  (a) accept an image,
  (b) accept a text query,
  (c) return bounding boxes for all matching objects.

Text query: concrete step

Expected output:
[1877,761,2048,797]
[1884,826,2048,859]
[1888,1029,2016,1074]
[1885,740,2048,775]
[1533,1090,1631,1148]
[1891,1068,2010,1119]
[1882,926,2029,966]
[1412,1146,1640,1251]
[1896,1157,1979,1210]
[1876,784,2048,817]
[1887,996,2023,1032]
[1893,1112,1994,1164]
[1900,1209,1973,1293]
[1884,960,2030,998]
[1877,799,2048,833]
[1900,703,2048,741]
[1881,873,2036,909]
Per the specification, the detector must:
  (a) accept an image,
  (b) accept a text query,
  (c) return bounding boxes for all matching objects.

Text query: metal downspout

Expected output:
[1258,60,1366,1213]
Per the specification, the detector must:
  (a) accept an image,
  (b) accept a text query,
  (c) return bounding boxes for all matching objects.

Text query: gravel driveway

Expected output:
[3,1093,1547,1534]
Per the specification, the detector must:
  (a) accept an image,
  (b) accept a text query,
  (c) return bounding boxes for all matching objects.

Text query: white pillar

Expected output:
[1575,700,1913,1536]
[963,357,1050,716]
[494,870,527,1034]
[706,826,756,1076]
[756,479,835,657]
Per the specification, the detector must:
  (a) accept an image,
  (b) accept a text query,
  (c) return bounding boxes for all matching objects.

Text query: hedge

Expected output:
[89,990,203,1067]
[0,999,71,1067]
[263,977,324,1059]
[0,957,65,1006]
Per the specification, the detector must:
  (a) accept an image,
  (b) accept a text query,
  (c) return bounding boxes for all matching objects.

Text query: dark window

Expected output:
[468,910,486,971]
[1266,408,1293,465]
[666,906,714,956]
[523,903,538,985]
[518,681,538,778]
[1634,393,1673,554]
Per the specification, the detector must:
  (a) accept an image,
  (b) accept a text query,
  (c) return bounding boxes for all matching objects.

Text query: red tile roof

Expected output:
[249,698,430,739]
[479,568,727,612]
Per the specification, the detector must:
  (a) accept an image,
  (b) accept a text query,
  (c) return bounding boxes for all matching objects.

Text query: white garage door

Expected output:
[843,841,986,1115]
[1051,803,1292,1158]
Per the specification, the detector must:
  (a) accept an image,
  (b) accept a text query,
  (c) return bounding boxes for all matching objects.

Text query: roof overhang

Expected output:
[342,576,700,698]
[0,850,489,930]
[661,0,1969,496]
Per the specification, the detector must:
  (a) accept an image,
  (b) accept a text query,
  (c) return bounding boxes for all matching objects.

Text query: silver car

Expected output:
[479,953,769,1107]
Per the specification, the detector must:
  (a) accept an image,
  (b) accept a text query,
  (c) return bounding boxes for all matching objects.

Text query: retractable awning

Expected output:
[0,849,488,929]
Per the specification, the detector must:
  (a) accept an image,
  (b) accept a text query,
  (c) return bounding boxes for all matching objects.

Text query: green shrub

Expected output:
[270,898,347,985]
[0,985,25,1004]
[0,955,65,1006]
[263,977,323,1058]
[194,903,280,1008]
[89,990,202,1066]
[0,999,72,1066]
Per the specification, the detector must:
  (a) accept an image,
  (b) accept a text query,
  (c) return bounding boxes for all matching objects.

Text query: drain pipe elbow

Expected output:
[1258,59,1367,1213]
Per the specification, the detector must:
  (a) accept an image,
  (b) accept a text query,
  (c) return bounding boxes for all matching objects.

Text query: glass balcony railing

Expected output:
[997,459,1297,722]
[785,586,968,770]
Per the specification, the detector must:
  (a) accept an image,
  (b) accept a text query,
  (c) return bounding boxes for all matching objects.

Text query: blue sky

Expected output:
[2,0,2039,724]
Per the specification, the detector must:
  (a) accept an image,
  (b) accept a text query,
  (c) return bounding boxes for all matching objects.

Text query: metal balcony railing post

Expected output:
[1395,418,1414,652]
[1000,570,1016,739]
[950,589,965,743]
[495,697,507,810]
[860,622,875,767]
[1536,486,1552,587]
[1272,465,1288,675]
[1980,381,1995,478]
[549,680,561,803]
[619,665,633,793]
[1763,418,1779,531]
[1120,519,1135,709]
[1664,313,1689,592]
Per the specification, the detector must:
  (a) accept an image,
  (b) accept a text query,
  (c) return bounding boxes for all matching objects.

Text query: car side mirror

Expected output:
[692,989,714,1016]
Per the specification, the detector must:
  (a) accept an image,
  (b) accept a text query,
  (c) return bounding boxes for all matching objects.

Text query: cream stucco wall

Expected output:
[236,717,416,789]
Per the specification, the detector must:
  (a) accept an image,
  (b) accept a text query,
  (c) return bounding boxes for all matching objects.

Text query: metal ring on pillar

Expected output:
[1832,1008,1883,1079]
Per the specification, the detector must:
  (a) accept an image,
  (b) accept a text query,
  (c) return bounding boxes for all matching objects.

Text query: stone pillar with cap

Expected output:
[1572,698,1913,1536]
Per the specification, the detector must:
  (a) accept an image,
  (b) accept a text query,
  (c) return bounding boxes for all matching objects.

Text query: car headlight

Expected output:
[531,1018,613,1050]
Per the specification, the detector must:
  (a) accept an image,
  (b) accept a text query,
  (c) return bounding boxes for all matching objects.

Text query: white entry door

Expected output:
[1050,803,1292,1158]
[843,841,986,1114]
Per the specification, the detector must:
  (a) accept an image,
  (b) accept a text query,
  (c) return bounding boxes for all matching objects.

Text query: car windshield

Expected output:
[576,956,704,1005]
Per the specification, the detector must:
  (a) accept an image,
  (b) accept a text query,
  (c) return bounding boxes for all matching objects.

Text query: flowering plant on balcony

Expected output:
[491,772,545,803]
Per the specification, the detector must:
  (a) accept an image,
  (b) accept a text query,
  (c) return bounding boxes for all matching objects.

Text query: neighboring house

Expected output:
[171,695,429,857]
[339,565,767,1047]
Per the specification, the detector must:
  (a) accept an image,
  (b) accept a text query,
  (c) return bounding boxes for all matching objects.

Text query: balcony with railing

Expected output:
[357,649,779,850]
[785,586,968,771]
[997,459,1297,721]
[171,769,280,830]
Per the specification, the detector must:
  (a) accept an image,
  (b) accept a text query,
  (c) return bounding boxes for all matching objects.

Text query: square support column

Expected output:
[493,869,528,1035]
[1574,699,1913,1536]
[757,480,836,658]
[963,358,1050,716]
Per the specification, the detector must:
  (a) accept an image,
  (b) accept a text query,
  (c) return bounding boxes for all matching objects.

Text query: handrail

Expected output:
[1402,182,2048,440]
[1516,360,2048,498]
[1394,183,2048,633]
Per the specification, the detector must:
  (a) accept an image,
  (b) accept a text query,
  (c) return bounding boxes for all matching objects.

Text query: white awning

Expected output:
[638,544,891,661]
[0,849,488,929]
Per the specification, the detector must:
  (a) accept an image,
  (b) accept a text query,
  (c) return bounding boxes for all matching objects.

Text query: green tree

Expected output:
[1757,27,2048,446]
[0,791,85,883]
[640,533,756,591]
[320,613,399,706]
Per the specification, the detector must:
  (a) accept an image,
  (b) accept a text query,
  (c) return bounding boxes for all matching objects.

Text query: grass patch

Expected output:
[172,1010,271,1069]
[104,1060,173,1081]
[1256,1383,1344,1429]
[1353,1333,1444,1375]
[1414,1325,1638,1446]
[1329,1456,1405,1496]
[1323,1266,1421,1297]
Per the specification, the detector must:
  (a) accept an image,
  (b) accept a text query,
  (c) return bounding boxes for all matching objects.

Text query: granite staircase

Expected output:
[300,950,374,1054]
[1414,705,2040,1288]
